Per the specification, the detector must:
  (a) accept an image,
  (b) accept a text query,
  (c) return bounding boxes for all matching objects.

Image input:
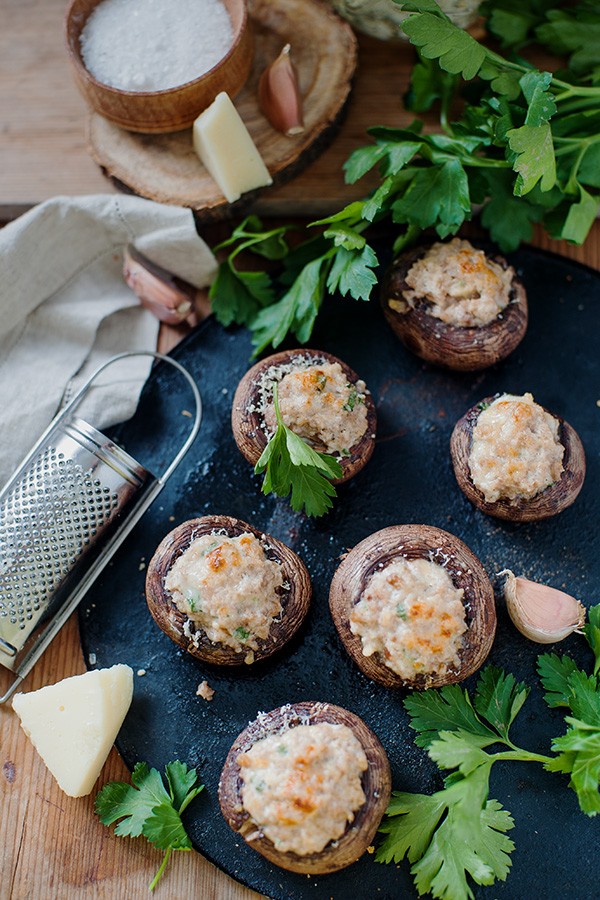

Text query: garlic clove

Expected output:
[123,244,196,325]
[501,569,586,644]
[258,44,305,137]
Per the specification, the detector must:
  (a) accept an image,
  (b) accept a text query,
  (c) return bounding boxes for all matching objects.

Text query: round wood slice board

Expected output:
[86,0,357,218]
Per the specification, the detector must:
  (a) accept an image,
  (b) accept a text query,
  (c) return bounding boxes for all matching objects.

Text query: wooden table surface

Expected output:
[1,1,599,898]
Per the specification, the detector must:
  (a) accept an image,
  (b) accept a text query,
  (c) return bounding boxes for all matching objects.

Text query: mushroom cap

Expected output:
[381,244,528,372]
[145,515,311,665]
[218,700,391,873]
[450,396,586,521]
[329,524,496,689]
[231,348,377,484]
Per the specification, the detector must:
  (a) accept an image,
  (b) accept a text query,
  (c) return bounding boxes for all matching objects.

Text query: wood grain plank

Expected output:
[0,0,404,220]
[0,617,262,899]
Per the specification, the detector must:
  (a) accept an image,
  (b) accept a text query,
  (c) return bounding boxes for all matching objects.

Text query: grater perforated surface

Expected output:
[0,446,119,650]
[0,356,197,694]
[0,443,119,646]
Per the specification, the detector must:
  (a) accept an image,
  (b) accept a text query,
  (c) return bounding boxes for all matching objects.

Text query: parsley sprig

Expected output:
[538,604,600,815]
[254,383,342,517]
[378,604,600,899]
[208,216,290,328]
[377,667,551,899]
[209,212,378,356]
[395,0,600,249]
[208,0,600,355]
[95,760,204,891]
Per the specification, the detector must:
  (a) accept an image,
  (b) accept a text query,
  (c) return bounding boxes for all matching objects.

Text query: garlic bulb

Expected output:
[123,244,196,325]
[258,44,304,137]
[501,569,586,644]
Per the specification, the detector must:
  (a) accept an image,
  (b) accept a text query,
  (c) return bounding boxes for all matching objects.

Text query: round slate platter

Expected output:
[79,246,600,900]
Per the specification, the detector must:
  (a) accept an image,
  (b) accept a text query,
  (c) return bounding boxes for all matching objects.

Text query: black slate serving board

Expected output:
[79,246,600,900]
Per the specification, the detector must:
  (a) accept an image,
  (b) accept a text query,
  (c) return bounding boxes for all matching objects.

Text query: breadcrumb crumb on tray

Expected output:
[196,680,215,701]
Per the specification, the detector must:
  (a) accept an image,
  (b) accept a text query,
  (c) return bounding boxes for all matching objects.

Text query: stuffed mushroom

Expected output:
[218,701,391,873]
[145,515,311,665]
[329,524,496,689]
[450,392,586,521]
[381,238,528,371]
[231,348,377,484]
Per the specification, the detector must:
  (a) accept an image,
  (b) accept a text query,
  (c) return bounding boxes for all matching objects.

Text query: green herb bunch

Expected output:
[376,604,600,900]
[391,0,600,252]
[209,0,600,357]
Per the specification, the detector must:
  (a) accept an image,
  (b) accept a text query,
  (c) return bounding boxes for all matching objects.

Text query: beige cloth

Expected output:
[0,194,217,486]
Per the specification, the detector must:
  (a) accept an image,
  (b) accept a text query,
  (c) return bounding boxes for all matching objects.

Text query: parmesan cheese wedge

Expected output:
[193,91,273,202]
[11,664,133,797]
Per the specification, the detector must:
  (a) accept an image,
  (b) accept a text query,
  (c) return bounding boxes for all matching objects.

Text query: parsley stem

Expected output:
[480,50,600,99]
[566,145,590,193]
[482,46,600,100]
[490,749,554,765]
[149,848,172,892]
[482,49,529,76]
[554,97,600,116]
[554,135,600,149]
[214,224,291,256]
[553,84,600,101]
[461,158,511,169]
[272,381,282,423]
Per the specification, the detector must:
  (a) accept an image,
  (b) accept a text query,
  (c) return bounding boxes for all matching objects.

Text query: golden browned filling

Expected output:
[238,723,367,855]
[350,557,467,680]
[400,238,514,327]
[165,532,284,653]
[469,393,564,502]
[261,361,368,456]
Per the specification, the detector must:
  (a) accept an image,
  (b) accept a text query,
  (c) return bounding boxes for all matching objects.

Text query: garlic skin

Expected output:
[501,569,586,644]
[123,244,196,325]
[258,44,305,137]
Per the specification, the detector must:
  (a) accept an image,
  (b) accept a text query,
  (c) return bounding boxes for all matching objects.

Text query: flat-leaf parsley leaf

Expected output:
[378,667,552,899]
[254,383,342,517]
[96,760,204,891]
[538,604,600,815]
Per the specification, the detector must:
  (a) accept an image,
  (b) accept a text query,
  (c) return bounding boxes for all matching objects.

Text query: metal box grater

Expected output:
[0,351,201,702]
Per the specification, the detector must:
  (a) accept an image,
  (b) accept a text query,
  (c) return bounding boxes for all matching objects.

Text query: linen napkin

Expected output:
[0,194,217,487]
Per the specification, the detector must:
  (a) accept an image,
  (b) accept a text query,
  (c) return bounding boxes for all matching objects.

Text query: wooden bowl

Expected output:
[65,0,254,133]
[218,701,391,873]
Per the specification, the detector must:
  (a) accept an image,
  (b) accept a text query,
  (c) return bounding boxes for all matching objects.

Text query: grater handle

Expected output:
[0,674,23,704]
[0,352,201,502]
[62,351,202,482]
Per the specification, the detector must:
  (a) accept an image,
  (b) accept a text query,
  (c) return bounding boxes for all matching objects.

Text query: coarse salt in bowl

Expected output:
[65,0,253,133]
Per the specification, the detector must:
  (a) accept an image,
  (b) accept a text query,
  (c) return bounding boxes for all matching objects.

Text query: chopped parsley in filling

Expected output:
[350,556,467,680]
[165,532,284,652]
[261,360,368,456]
[238,723,367,855]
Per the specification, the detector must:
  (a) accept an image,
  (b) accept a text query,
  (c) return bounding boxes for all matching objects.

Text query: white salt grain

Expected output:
[80,0,234,92]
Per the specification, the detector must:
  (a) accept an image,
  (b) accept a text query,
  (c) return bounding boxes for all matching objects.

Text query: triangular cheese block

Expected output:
[12,664,133,797]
